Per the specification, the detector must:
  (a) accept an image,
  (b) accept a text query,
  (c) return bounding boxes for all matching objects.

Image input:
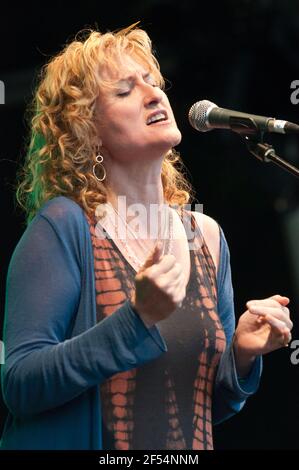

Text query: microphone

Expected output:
[188,99,299,135]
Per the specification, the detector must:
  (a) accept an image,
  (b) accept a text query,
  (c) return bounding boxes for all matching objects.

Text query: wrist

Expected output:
[129,295,155,329]
[233,334,256,378]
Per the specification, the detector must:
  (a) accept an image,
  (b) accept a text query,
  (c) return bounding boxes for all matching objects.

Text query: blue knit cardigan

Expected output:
[1,197,262,449]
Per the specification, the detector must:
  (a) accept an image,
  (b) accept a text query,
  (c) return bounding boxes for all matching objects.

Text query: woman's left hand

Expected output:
[234,294,293,357]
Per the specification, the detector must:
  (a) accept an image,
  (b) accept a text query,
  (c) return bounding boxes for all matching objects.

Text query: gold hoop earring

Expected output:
[92,152,106,182]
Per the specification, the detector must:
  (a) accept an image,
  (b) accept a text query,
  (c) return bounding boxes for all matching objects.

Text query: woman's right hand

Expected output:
[130,243,186,327]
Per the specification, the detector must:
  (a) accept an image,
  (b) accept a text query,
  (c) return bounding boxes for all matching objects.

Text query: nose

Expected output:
[142,83,163,108]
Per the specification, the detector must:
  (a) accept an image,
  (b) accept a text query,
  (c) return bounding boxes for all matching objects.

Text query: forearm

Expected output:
[3,301,166,418]
[213,343,263,424]
[233,334,257,378]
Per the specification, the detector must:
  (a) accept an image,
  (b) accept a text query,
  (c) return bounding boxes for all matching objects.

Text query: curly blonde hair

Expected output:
[16,23,193,224]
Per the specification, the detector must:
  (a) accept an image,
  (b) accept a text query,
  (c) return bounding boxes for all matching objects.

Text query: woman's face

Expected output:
[96,55,182,162]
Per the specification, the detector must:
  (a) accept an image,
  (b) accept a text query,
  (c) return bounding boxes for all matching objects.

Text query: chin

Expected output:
[148,129,182,155]
[169,128,182,147]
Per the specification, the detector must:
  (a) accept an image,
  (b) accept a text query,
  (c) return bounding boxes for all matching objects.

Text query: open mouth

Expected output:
[146,110,168,125]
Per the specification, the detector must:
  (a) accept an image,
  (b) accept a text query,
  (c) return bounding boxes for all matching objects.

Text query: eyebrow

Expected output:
[116,72,151,86]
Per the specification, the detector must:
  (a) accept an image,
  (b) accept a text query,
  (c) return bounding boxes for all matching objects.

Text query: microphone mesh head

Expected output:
[188,100,217,131]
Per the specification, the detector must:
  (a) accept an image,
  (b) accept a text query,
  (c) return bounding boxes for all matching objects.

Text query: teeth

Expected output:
[147,112,166,125]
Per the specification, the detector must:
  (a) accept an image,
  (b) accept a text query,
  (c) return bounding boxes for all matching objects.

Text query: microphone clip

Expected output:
[229,116,260,136]
[242,133,299,179]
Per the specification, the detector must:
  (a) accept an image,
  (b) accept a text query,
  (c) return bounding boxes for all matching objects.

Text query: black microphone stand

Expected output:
[229,116,299,179]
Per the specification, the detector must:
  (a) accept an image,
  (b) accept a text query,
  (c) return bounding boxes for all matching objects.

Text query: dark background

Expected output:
[1,0,299,449]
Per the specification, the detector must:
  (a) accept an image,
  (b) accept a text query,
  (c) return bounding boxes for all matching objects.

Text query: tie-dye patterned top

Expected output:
[88,209,226,450]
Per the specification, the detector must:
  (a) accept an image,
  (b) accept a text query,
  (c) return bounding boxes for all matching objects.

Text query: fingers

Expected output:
[136,253,186,309]
[283,329,292,345]
[144,254,180,279]
[140,241,163,270]
[137,253,175,280]
[247,305,293,330]
[278,329,292,347]
[247,296,290,310]
[157,264,186,304]
[164,268,186,296]
[247,304,293,348]
[255,312,292,347]
[246,295,293,348]
[270,294,290,306]
[155,262,183,287]
[260,313,291,332]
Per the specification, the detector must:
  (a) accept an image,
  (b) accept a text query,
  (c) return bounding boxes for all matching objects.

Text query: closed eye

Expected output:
[116,74,160,97]
[144,74,159,88]
[117,90,131,97]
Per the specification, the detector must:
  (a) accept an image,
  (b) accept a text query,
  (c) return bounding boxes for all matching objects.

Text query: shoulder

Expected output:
[34,196,89,244]
[38,196,84,221]
[192,211,220,273]
[37,196,87,230]
[10,197,88,273]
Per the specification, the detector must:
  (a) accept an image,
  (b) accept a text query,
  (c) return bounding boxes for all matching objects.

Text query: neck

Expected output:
[105,158,165,212]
